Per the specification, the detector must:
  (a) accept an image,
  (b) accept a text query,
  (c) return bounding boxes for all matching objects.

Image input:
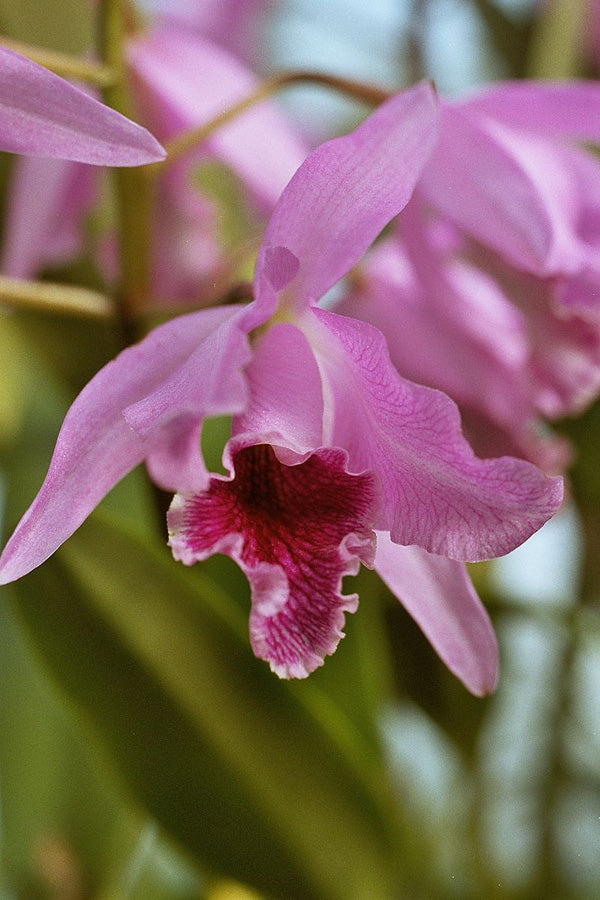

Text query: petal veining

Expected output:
[254,80,439,314]
[306,308,563,561]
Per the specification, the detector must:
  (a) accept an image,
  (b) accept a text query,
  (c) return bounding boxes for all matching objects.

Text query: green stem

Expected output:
[0,276,112,318]
[97,1,168,526]
[0,36,115,86]
[98,0,154,324]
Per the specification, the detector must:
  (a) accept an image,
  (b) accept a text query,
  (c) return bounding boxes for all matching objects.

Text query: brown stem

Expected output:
[151,70,392,175]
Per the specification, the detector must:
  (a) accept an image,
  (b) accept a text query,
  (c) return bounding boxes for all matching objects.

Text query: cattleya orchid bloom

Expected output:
[2,26,306,298]
[0,83,563,694]
[0,44,164,165]
[338,81,600,469]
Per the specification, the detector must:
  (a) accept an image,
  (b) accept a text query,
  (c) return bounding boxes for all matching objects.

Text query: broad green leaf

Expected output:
[8,515,399,900]
[0,597,206,899]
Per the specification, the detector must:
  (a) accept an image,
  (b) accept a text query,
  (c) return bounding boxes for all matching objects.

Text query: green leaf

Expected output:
[7,515,398,900]
[0,597,205,899]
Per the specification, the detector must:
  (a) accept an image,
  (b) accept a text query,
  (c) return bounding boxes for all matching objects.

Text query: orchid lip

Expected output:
[168,440,378,678]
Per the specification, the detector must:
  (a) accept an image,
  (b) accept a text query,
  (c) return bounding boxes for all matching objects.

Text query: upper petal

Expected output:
[374,534,498,696]
[254,81,439,312]
[0,45,165,165]
[304,308,563,561]
[458,80,600,144]
[0,305,246,585]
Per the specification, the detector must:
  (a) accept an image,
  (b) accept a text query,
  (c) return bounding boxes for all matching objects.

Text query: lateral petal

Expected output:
[336,235,533,437]
[0,305,245,584]
[459,80,600,144]
[374,533,498,696]
[305,307,563,561]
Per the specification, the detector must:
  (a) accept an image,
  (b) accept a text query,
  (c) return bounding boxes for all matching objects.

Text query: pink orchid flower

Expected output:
[0,84,563,694]
[0,44,164,165]
[421,81,600,305]
[338,81,600,470]
[338,208,599,472]
[1,26,307,300]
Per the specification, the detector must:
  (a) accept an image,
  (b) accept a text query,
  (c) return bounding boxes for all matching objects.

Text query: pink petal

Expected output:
[127,26,307,206]
[557,266,600,317]
[138,0,268,63]
[233,322,324,455]
[337,234,533,435]
[468,242,600,420]
[336,238,573,472]
[0,45,165,165]
[150,162,222,302]
[374,533,498,696]
[169,442,377,678]
[121,307,252,491]
[527,281,600,418]
[459,80,600,145]
[420,105,582,276]
[254,81,439,312]
[1,156,95,277]
[306,308,563,561]
[0,306,247,585]
[456,408,572,476]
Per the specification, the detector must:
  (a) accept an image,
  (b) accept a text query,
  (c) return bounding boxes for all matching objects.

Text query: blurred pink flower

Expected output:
[0,84,562,693]
[340,81,600,469]
[137,0,271,65]
[0,43,164,164]
[1,25,307,302]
